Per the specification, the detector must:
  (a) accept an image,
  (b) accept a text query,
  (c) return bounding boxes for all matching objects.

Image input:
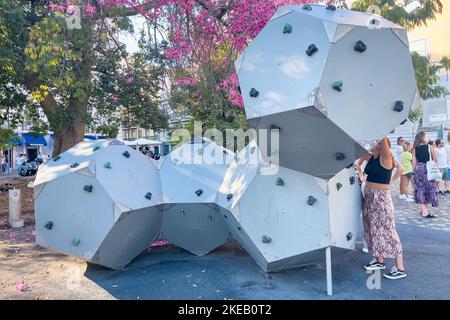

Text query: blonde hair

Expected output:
[403,141,411,151]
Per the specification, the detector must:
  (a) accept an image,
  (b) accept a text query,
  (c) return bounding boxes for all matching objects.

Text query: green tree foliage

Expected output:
[0,1,168,154]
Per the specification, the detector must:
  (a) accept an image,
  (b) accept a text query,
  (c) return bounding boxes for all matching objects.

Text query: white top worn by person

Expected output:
[445,140,450,168]
[437,147,448,169]
[392,144,403,160]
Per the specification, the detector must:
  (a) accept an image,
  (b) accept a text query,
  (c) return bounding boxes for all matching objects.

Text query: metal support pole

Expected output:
[325,246,332,296]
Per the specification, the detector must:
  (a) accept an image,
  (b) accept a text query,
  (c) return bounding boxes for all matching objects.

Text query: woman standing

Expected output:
[413,132,439,218]
[435,139,449,195]
[361,137,406,280]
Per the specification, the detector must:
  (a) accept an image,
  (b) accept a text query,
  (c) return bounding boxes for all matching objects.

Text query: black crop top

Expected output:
[364,155,393,185]
[415,144,430,163]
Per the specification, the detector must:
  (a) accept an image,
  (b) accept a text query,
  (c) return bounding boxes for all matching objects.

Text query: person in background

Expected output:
[392,137,404,160]
[360,137,406,280]
[435,139,448,195]
[413,132,439,218]
[1,155,6,175]
[399,141,414,201]
[445,132,450,195]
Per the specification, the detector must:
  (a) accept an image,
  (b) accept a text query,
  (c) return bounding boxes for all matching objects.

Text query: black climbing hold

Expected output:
[326,4,336,10]
[346,232,353,241]
[70,162,79,168]
[93,146,100,152]
[249,88,259,98]
[332,81,343,92]
[83,185,93,192]
[303,4,312,11]
[283,23,293,34]
[195,189,203,197]
[270,124,281,131]
[44,221,53,230]
[349,176,356,185]
[226,193,233,201]
[237,226,241,231]
[336,183,343,191]
[145,192,152,200]
[250,146,256,154]
[346,163,354,169]
[104,162,112,169]
[276,177,284,186]
[335,152,346,161]
[208,215,213,220]
[307,196,317,206]
[180,210,185,215]
[400,119,407,125]
[122,150,130,158]
[306,44,318,56]
[223,149,228,155]
[262,235,272,243]
[53,155,61,162]
[394,100,404,112]
[354,40,367,53]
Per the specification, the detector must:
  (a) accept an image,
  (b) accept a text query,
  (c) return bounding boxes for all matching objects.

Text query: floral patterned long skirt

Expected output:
[363,188,403,259]
[414,162,439,207]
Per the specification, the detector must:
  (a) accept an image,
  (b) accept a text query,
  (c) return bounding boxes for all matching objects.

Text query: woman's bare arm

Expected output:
[379,137,394,169]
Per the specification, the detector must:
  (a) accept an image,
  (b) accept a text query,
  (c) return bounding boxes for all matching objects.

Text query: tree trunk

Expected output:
[52,118,85,157]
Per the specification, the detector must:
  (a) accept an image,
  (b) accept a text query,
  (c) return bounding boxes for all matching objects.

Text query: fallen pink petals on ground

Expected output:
[15,280,29,292]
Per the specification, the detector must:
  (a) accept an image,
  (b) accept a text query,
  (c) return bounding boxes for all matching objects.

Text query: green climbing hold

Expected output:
[72,238,81,246]
[276,177,285,186]
[283,23,293,34]
[104,162,112,169]
[303,4,312,11]
[93,145,100,152]
[332,81,343,92]
[336,183,343,191]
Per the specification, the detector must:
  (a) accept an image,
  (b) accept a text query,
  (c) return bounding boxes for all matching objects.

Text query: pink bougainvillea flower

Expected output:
[147,240,170,251]
[49,1,59,12]
[84,3,96,17]
[15,281,29,292]
[111,95,119,103]
[125,75,134,84]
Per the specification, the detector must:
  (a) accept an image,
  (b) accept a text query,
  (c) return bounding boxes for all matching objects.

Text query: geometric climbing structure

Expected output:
[236,4,418,179]
[34,5,419,294]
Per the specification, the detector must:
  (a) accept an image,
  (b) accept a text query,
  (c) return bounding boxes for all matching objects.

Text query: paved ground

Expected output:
[0,181,449,300]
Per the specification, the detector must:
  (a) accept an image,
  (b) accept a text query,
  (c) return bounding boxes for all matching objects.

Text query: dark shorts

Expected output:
[402,172,413,178]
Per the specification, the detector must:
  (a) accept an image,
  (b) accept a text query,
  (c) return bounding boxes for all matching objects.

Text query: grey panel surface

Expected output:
[237,11,331,119]
[320,27,416,142]
[160,203,231,256]
[328,168,361,250]
[248,107,367,179]
[93,207,163,269]
[35,173,114,260]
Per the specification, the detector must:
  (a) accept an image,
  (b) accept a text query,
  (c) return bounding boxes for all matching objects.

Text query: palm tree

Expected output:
[440,56,450,81]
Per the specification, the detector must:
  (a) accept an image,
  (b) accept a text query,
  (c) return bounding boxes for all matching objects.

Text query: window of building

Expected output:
[409,39,427,56]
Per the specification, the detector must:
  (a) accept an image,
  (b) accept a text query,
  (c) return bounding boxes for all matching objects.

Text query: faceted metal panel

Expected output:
[327,168,361,250]
[248,107,367,179]
[292,4,400,29]
[236,11,332,119]
[319,27,416,142]
[35,172,114,260]
[93,207,163,269]
[160,203,231,256]
[234,166,331,264]
[160,140,233,203]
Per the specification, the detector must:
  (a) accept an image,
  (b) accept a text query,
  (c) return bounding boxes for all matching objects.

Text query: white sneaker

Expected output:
[407,195,414,199]
[406,198,414,202]
[399,194,407,200]
[362,247,369,254]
